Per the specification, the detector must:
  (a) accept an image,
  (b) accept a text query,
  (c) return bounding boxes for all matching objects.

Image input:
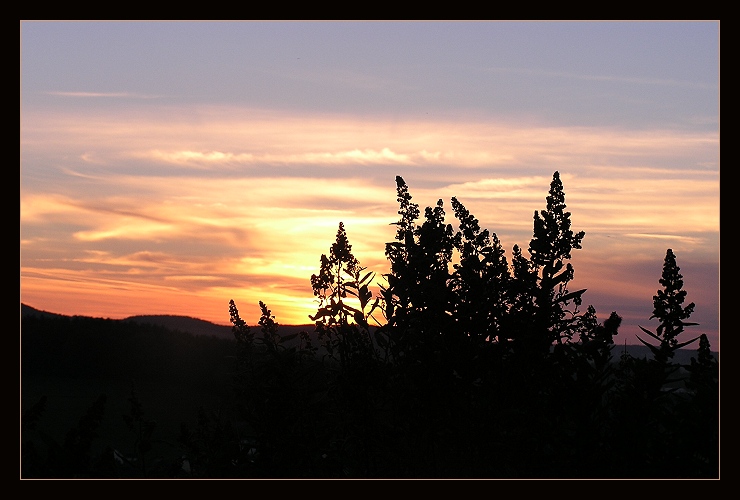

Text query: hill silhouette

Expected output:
[21,303,314,343]
[122,314,233,340]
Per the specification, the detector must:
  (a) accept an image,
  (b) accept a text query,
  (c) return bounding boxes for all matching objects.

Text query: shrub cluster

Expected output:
[223,172,718,478]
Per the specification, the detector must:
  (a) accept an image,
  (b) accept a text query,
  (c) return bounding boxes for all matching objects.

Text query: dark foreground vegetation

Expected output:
[21,172,718,479]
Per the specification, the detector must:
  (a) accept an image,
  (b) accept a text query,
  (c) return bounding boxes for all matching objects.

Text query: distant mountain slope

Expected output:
[122,314,234,340]
[21,303,314,342]
[122,315,315,341]
[21,303,68,320]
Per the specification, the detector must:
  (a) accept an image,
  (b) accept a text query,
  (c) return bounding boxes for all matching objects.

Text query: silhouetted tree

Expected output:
[22,394,109,478]
[503,243,538,350]
[450,197,511,344]
[310,221,378,369]
[122,386,158,477]
[381,175,421,326]
[226,298,334,477]
[448,196,511,380]
[687,333,719,394]
[528,171,586,347]
[681,333,719,476]
[609,248,714,477]
[381,178,462,366]
[634,249,701,400]
[638,248,700,361]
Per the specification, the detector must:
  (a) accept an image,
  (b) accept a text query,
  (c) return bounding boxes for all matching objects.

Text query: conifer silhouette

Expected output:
[637,248,701,362]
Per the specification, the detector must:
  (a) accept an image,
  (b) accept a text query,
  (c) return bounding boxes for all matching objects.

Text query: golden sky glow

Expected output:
[20,110,719,331]
[21,21,719,348]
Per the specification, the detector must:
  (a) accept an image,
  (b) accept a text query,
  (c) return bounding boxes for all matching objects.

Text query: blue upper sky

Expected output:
[22,21,718,128]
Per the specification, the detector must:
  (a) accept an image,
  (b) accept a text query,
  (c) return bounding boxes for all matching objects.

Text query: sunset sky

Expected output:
[20,21,719,349]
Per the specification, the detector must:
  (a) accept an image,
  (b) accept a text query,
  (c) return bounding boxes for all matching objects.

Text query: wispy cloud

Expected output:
[45,91,163,99]
[146,147,444,168]
[484,66,717,90]
[21,105,718,182]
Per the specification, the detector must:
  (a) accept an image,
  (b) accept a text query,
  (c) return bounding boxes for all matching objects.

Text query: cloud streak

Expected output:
[22,105,717,178]
[44,91,163,99]
[485,66,717,90]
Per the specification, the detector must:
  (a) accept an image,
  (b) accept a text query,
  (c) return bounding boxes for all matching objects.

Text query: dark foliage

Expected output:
[21,172,718,479]
[21,315,236,478]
